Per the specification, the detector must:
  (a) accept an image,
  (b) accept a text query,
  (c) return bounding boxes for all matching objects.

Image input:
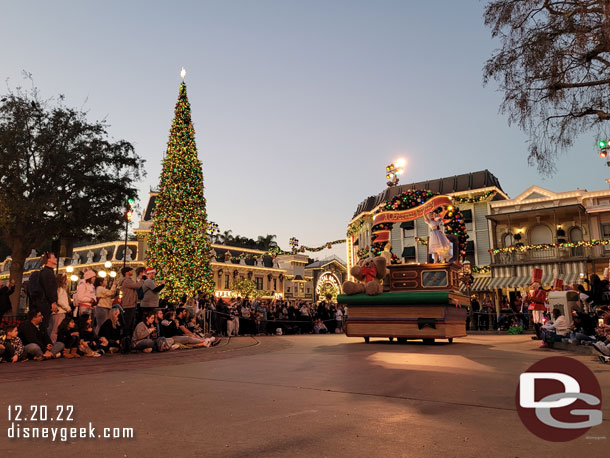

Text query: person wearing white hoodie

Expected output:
[76,270,97,317]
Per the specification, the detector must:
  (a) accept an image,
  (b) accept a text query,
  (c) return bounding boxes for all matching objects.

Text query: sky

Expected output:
[2,1,608,261]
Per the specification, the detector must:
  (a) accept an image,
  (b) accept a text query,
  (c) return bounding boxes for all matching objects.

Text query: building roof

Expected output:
[306,255,347,270]
[142,192,158,221]
[352,170,505,217]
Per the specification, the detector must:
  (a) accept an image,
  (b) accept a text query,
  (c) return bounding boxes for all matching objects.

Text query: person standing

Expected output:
[424,207,451,263]
[95,276,117,334]
[76,270,97,316]
[140,268,166,312]
[37,252,59,331]
[0,278,16,321]
[527,282,547,339]
[119,267,144,336]
[49,274,71,342]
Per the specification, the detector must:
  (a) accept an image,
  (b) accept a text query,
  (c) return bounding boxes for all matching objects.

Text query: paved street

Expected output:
[1,334,608,458]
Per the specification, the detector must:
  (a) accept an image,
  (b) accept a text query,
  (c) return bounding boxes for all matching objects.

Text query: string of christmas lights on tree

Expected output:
[146,74,215,299]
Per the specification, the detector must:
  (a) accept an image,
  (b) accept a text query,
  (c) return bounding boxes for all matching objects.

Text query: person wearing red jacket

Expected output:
[527,282,547,339]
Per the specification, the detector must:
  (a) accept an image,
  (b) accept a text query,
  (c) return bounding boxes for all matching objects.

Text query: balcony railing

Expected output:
[490,246,597,265]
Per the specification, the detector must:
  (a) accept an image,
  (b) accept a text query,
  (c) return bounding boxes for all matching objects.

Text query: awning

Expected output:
[507,276,529,288]
[488,276,512,289]
[541,273,554,286]
[471,276,491,291]
[561,272,580,285]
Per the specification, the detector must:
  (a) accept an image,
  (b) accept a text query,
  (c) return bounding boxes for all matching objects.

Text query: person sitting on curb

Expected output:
[0,324,25,362]
[57,316,81,358]
[539,308,569,349]
[18,310,65,360]
[161,309,219,347]
[78,314,107,356]
[98,308,123,353]
[132,311,157,352]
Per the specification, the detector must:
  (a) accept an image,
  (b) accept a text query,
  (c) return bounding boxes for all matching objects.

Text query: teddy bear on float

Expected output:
[342,255,387,295]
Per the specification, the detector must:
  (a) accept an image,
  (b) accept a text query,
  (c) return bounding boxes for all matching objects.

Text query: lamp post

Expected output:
[289,237,299,253]
[385,158,406,187]
[123,198,134,269]
[461,260,473,330]
[208,221,219,242]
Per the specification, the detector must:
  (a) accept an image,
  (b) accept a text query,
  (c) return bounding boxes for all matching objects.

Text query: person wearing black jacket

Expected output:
[19,310,64,360]
[33,252,59,332]
[0,279,16,320]
[99,308,124,352]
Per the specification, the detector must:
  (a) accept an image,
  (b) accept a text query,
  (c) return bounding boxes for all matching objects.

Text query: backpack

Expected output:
[119,336,132,354]
[137,287,145,301]
[154,337,170,352]
[27,270,44,303]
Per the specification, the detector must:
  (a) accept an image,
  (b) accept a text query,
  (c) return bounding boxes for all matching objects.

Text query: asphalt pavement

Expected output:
[0,334,608,458]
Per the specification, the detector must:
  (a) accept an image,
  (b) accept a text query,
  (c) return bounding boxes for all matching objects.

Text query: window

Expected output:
[401,220,415,238]
[530,225,553,244]
[465,241,475,254]
[255,277,263,290]
[602,224,610,252]
[299,283,304,293]
[224,275,229,289]
[461,209,473,224]
[287,287,291,293]
[273,278,277,290]
[401,246,416,261]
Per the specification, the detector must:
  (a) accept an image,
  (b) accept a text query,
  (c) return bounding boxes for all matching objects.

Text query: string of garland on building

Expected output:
[489,239,610,254]
[452,191,496,204]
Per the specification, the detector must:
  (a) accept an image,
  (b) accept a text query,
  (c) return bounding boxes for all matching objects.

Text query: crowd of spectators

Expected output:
[201,296,346,337]
[0,251,345,364]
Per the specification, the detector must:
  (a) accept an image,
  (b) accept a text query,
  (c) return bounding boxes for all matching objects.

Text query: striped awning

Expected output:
[561,272,580,285]
[488,276,512,289]
[507,276,529,288]
[471,276,491,291]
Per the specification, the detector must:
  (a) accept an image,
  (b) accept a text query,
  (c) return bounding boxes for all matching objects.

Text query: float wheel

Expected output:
[423,338,435,345]
[364,337,370,343]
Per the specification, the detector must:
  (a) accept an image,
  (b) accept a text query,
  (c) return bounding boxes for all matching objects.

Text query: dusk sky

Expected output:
[2,1,608,260]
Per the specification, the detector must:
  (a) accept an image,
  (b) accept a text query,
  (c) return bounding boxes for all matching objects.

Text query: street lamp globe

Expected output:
[104,261,112,268]
[99,271,107,278]
[66,266,74,273]
[70,274,79,282]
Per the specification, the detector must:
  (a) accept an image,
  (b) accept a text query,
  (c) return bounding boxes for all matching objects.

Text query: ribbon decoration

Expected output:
[373,195,453,226]
[371,195,453,248]
[360,265,378,282]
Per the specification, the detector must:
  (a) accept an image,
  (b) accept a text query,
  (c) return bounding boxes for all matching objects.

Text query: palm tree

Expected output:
[256,234,278,250]
[219,230,233,245]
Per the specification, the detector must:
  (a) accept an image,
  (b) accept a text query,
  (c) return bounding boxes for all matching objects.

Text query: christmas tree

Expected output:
[146,78,215,299]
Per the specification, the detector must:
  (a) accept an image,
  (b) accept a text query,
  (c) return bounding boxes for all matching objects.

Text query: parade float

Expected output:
[338,189,470,343]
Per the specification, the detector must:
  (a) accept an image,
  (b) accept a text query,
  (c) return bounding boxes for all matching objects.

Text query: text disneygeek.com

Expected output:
[7,405,134,441]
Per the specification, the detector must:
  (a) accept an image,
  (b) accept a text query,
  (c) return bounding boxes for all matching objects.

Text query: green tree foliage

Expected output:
[484,0,610,174]
[0,81,143,312]
[146,82,214,300]
[231,278,258,299]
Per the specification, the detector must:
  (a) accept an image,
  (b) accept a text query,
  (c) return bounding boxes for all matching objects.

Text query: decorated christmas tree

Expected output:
[147,77,215,299]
